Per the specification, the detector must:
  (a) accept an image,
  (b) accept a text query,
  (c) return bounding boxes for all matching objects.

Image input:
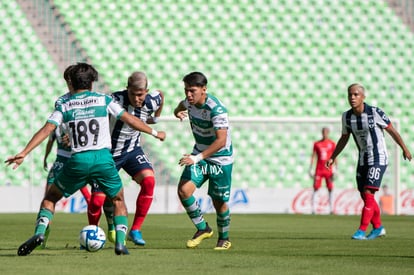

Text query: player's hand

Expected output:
[325,159,334,169]
[308,168,314,178]
[61,134,71,148]
[403,149,412,161]
[155,131,166,141]
[175,111,188,121]
[179,154,202,166]
[5,153,26,170]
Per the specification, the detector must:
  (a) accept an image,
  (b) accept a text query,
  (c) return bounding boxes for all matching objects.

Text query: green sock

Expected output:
[113,215,128,244]
[181,196,206,230]
[34,208,54,235]
[217,209,230,240]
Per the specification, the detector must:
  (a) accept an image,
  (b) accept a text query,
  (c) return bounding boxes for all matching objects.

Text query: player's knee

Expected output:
[140,176,155,195]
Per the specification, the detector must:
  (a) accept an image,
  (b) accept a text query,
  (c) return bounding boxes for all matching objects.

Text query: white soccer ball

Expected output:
[79,225,106,252]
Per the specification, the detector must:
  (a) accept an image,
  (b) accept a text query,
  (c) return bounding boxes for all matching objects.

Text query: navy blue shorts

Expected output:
[356,164,387,193]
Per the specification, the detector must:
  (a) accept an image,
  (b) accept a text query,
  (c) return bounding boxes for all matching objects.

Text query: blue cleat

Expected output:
[115,243,129,255]
[367,226,386,240]
[128,230,146,246]
[351,229,366,240]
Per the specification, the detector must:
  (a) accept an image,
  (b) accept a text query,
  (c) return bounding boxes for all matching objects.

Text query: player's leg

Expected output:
[312,175,322,215]
[87,183,106,225]
[93,150,129,255]
[178,161,211,248]
[18,184,64,256]
[79,185,91,205]
[326,173,334,214]
[209,163,232,250]
[128,169,155,246]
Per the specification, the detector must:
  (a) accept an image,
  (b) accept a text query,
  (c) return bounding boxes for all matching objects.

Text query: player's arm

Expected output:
[326,133,350,169]
[146,90,164,124]
[43,134,55,171]
[385,124,412,161]
[179,128,228,166]
[6,122,56,169]
[309,147,316,177]
[119,111,166,141]
[173,100,187,121]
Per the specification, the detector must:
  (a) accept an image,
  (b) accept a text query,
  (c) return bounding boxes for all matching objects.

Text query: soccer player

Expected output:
[88,71,164,246]
[309,127,336,214]
[326,83,411,240]
[174,72,233,250]
[6,63,166,256]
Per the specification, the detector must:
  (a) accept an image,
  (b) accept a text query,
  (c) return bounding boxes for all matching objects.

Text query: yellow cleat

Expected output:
[186,223,213,248]
[214,239,232,250]
[108,230,116,243]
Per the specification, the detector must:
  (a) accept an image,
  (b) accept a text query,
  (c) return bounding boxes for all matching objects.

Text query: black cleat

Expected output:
[18,234,45,256]
[115,243,129,255]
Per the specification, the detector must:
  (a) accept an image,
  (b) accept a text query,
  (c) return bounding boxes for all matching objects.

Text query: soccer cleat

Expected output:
[108,229,116,243]
[36,227,50,250]
[128,230,146,246]
[186,223,213,248]
[367,226,386,240]
[115,243,129,255]
[18,234,45,256]
[351,229,366,240]
[214,239,232,250]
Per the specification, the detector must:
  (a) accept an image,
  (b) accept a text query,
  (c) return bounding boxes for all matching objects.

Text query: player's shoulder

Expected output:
[206,94,227,111]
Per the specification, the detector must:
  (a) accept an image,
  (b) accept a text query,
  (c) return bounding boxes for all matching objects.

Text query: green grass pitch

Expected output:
[0,213,413,275]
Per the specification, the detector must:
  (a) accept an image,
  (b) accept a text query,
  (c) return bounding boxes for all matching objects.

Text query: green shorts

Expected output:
[46,155,69,186]
[54,149,122,198]
[180,160,233,202]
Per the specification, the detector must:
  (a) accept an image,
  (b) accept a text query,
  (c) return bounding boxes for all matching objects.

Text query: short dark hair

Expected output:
[182,72,208,87]
[69,63,98,90]
[63,65,75,82]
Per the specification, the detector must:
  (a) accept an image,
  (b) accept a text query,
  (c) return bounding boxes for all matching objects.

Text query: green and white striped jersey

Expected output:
[183,94,233,165]
[47,91,125,154]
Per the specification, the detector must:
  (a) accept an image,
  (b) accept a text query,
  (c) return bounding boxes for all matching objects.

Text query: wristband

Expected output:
[189,154,203,164]
[151,129,158,137]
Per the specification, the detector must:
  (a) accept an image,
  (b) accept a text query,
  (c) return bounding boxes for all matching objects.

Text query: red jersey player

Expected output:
[309,127,336,214]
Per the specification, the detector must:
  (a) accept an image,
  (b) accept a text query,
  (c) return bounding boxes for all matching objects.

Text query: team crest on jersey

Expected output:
[368,116,375,129]
[202,110,208,120]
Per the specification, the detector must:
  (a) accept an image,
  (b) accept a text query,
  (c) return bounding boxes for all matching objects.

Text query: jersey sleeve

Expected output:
[108,98,125,119]
[147,90,162,112]
[374,107,391,129]
[211,105,229,130]
[47,110,63,127]
[341,112,349,135]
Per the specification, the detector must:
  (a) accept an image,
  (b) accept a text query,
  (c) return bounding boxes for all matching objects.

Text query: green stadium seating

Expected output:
[1,0,413,191]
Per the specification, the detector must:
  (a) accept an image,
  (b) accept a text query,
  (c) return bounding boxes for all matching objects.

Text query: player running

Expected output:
[326,83,411,240]
[6,63,166,256]
[309,127,336,214]
[174,72,233,250]
[87,71,164,246]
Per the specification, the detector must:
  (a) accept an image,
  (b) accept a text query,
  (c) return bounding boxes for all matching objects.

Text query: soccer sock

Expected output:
[79,186,91,205]
[311,190,317,213]
[181,196,206,230]
[88,192,105,225]
[371,198,382,229]
[103,198,115,231]
[114,215,128,244]
[217,209,230,240]
[359,193,375,231]
[328,190,333,213]
[131,176,155,231]
[34,208,54,235]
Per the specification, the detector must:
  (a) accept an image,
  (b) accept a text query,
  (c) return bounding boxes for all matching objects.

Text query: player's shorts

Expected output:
[356,163,387,193]
[313,169,334,191]
[91,146,153,193]
[46,155,70,186]
[180,159,232,202]
[113,146,153,177]
[54,148,122,198]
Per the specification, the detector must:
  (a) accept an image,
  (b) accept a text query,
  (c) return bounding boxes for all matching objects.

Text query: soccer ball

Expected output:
[79,225,106,252]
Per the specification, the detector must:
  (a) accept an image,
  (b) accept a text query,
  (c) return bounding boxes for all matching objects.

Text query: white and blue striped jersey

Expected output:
[341,103,391,166]
[47,91,125,154]
[184,94,233,165]
[109,90,162,157]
